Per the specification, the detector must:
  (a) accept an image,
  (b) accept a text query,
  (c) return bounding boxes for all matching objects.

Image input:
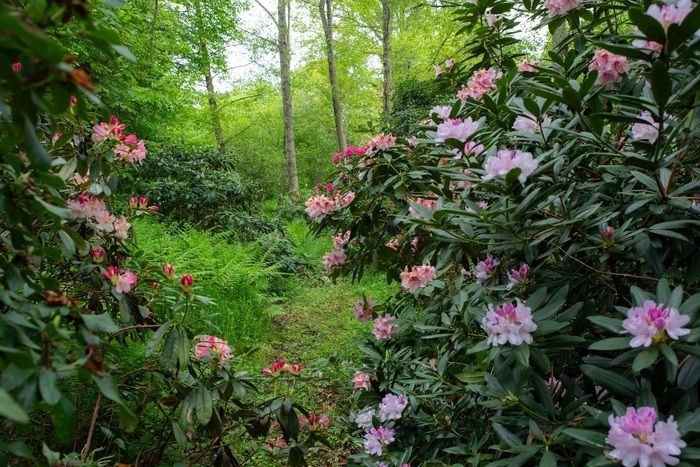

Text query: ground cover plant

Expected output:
[308,0,700,465]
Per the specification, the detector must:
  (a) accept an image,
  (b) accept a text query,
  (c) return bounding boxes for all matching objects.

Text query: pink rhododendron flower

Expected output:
[513,114,551,133]
[112,217,131,241]
[429,105,452,121]
[483,149,539,183]
[338,191,356,207]
[363,427,395,456]
[457,67,502,101]
[475,255,499,284]
[368,134,396,151]
[356,408,375,430]
[631,111,660,143]
[12,62,22,72]
[92,116,125,142]
[194,335,232,365]
[323,249,346,271]
[113,135,147,164]
[434,64,443,77]
[622,300,690,348]
[518,59,540,73]
[180,274,194,293]
[463,141,485,157]
[445,58,456,68]
[409,197,437,217]
[589,49,630,86]
[115,270,137,294]
[485,10,501,26]
[305,195,336,221]
[372,314,399,340]
[262,358,303,375]
[400,264,437,292]
[379,393,408,421]
[386,238,401,250]
[353,371,374,390]
[632,28,664,52]
[407,136,418,147]
[354,298,375,321]
[410,236,420,251]
[435,117,479,143]
[299,412,330,428]
[333,231,351,249]
[507,263,531,290]
[647,0,693,29]
[544,0,583,16]
[600,224,616,248]
[606,406,686,467]
[102,265,120,282]
[332,146,367,164]
[162,263,175,280]
[547,375,564,395]
[482,299,537,346]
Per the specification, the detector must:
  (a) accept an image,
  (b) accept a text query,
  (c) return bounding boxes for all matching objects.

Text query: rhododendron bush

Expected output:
[0,2,320,465]
[309,0,700,465]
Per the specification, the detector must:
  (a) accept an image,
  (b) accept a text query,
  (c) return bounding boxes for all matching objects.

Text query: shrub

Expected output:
[309,1,700,466]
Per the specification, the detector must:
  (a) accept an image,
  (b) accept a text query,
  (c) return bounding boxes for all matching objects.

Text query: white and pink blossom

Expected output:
[429,105,452,121]
[475,255,499,284]
[194,335,232,365]
[363,426,395,456]
[544,0,583,16]
[513,114,551,133]
[356,408,375,431]
[305,195,335,221]
[354,298,375,321]
[115,270,137,294]
[352,371,374,390]
[589,49,630,86]
[435,117,479,143]
[322,249,346,271]
[518,59,540,73]
[372,315,399,341]
[630,111,660,143]
[457,68,502,101]
[483,149,539,183]
[400,264,437,292]
[622,300,690,348]
[647,0,693,29]
[379,393,408,421]
[482,299,537,346]
[507,263,531,290]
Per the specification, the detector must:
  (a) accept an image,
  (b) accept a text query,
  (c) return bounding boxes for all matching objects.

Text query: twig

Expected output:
[81,393,102,462]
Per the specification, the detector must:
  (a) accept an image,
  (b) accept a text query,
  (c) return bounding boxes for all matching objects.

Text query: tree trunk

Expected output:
[278,0,299,195]
[319,0,346,152]
[194,0,226,155]
[381,0,392,117]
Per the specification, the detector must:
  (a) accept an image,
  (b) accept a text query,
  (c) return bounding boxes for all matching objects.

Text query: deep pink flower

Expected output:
[352,371,373,390]
[262,358,303,375]
[544,0,583,16]
[194,335,232,365]
[372,314,399,341]
[299,412,330,428]
[647,0,693,29]
[482,299,537,346]
[92,116,125,142]
[354,298,375,321]
[435,117,479,143]
[305,195,336,221]
[600,224,616,248]
[114,136,147,164]
[507,263,531,290]
[331,145,367,164]
[589,49,630,86]
[475,255,499,284]
[162,263,175,280]
[12,62,22,72]
[483,149,538,183]
[631,111,660,143]
[322,249,346,271]
[115,270,137,294]
[379,393,408,421]
[607,407,686,467]
[622,300,690,348]
[400,264,437,292]
[363,426,395,456]
[180,274,194,293]
[102,265,120,282]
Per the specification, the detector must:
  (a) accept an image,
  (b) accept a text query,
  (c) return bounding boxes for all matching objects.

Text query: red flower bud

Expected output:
[90,247,105,263]
[139,196,148,208]
[148,205,159,213]
[180,274,194,293]
[12,62,22,72]
[129,197,138,209]
[162,263,175,280]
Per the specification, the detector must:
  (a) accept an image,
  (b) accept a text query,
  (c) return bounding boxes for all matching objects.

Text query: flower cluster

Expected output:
[630,111,660,143]
[193,335,232,365]
[518,59,540,73]
[367,134,397,151]
[299,412,331,429]
[483,149,538,183]
[435,117,479,143]
[647,0,693,29]
[379,393,408,421]
[363,427,395,456]
[332,145,367,164]
[372,315,399,341]
[457,67,502,100]
[305,194,336,222]
[589,49,630,86]
[543,0,583,16]
[262,358,303,375]
[400,264,437,292]
[92,116,146,163]
[513,114,551,133]
[622,300,690,348]
[102,266,138,294]
[67,193,131,241]
[408,197,437,217]
[353,371,374,390]
[354,298,375,322]
[606,407,686,467]
[482,299,537,346]
[475,255,499,284]
[129,196,159,213]
[429,105,452,121]
[507,263,531,290]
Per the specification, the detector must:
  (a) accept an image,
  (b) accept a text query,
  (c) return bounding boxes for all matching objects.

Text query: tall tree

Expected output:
[319,0,346,152]
[381,0,392,116]
[278,0,299,194]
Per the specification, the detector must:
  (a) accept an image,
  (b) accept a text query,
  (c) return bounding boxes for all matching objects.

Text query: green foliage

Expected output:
[384,77,447,136]
[310,0,700,465]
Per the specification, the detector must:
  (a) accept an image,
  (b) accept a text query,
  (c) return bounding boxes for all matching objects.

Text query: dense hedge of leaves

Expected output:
[310,1,700,466]
[0,2,323,465]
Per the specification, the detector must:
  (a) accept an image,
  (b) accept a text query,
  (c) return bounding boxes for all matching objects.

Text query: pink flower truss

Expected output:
[400,265,437,292]
[475,255,499,284]
[332,146,367,164]
[368,134,396,151]
[435,117,479,143]
[464,141,485,157]
[372,314,399,341]
[589,49,630,86]
[507,263,531,290]
[114,134,147,164]
[632,28,664,52]
[115,270,137,294]
[606,407,686,467]
[305,194,335,221]
[333,231,351,249]
[429,105,453,121]
[647,0,693,29]
[409,197,438,217]
[353,371,373,390]
[518,59,540,73]
[363,426,395,456]
[622,300,690,348]
[434,63,443,77]
[483,149,539,183]
[91,116,125,142]
[322,249,346,271]
[194,335,232,365]
[356,408,375,430]
[482,299,537,346]
[631,111,660,143]
[457,68,502,100]
[379,393,408,421]
[544,0,583,16]
[354,298,375,321]
[513,114,552,133]
[337,191,356,207]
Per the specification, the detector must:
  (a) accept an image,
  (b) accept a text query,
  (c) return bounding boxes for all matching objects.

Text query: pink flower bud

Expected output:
[139,196,148,208]
[102,265,120,283]
[90,247,105,263]
[129,197,138,209]
[12,62,22,72]
[70,96,78,107]
[600,225,615,248]
[148,205,159,213]
[162,263,175,280]
[180,274,194,293]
